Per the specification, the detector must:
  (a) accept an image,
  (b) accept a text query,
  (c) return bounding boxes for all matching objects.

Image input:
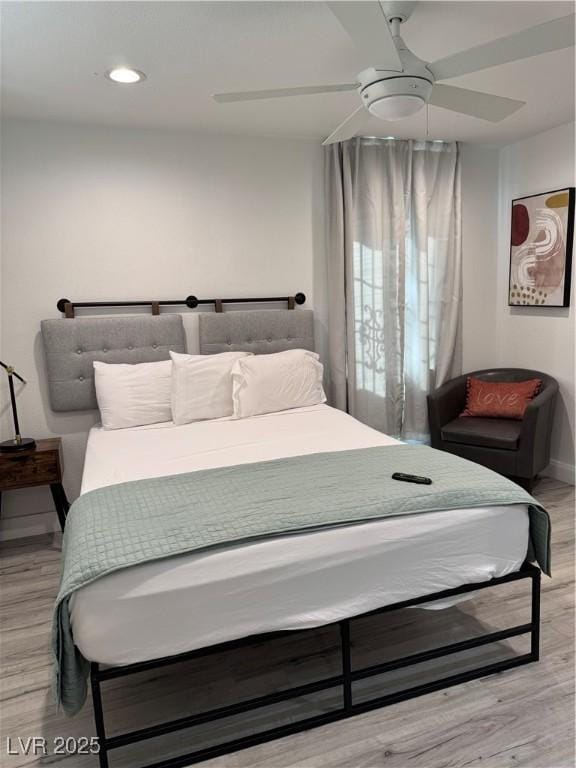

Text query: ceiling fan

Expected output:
[213,1,575,145]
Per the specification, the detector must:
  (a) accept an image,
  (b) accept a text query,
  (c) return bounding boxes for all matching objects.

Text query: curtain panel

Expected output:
[325,138,462,441]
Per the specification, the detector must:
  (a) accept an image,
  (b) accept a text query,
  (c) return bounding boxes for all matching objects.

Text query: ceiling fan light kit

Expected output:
[212,1,575,145]
[358,68,434,122]
[368,92,424,121]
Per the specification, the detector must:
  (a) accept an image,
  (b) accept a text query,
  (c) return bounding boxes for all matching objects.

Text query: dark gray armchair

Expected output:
[427,368,558,491]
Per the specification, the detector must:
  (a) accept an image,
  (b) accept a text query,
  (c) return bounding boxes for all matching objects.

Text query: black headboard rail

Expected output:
[56,293,306,318]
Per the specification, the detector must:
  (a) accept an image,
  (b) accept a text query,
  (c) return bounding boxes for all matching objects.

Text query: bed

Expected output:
[41,308,546,768]
[72,404,531,668]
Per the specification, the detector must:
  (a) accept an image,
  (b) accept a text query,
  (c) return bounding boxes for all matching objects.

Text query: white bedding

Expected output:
[71,404,529,665]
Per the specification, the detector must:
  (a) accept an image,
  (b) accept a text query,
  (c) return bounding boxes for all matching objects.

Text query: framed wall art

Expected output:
[508,187,574,308]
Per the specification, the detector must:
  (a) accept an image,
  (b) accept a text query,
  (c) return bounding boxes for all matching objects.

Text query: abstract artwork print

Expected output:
[508,187,574,307]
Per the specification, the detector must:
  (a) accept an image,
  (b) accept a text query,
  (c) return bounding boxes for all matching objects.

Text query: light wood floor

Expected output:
[0,477,573,768]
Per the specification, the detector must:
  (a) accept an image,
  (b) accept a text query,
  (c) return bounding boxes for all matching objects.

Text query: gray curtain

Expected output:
[325,137,462,441]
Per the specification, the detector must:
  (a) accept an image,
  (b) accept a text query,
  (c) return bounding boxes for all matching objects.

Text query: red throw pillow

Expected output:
[460,377,541,420]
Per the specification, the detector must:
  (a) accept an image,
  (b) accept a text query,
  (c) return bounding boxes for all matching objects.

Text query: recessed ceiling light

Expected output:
[106,67,146,84]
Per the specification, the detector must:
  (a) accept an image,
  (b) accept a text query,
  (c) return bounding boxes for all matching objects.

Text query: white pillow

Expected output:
[231,349,326,419]
[170,351,252,425]
[94,360,172,430]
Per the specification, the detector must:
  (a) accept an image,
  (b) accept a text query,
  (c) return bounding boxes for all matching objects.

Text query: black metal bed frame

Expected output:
[91,563,541,768]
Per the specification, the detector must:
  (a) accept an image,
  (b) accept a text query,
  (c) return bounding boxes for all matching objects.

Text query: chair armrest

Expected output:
[427,375,468,447]
[518,383,559,476]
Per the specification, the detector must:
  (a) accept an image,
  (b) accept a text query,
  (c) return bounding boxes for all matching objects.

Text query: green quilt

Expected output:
[53,444,550,715]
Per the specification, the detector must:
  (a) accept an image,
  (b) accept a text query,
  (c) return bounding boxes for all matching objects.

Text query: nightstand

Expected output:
[0,438,69,530]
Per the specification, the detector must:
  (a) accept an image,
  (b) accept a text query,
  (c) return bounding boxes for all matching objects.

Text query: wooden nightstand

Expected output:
[0,438,69,531]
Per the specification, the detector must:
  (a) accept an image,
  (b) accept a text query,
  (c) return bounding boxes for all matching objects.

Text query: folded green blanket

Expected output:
[53,444,550,715]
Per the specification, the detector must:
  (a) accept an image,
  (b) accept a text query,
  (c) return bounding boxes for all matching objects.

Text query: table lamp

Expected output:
[0,361,36,452]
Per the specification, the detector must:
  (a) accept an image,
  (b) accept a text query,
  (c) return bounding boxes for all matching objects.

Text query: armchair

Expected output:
[427,368,559,491]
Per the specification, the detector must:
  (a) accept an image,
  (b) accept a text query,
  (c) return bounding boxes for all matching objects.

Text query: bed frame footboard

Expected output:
[90,564,541,768]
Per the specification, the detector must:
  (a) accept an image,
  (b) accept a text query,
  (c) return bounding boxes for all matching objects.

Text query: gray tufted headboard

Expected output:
[41,310,314,412]
[199,310,314,355]
[41,315,186,411]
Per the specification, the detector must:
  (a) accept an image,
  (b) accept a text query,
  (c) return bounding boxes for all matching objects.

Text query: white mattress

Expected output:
[71,405,529,665]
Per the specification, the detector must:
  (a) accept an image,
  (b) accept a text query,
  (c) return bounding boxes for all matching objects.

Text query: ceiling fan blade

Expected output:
[430,14,575,81]
[213,83,357,103]
[429,83,525,122]
[327,1,403,71]
[322,106,367,145]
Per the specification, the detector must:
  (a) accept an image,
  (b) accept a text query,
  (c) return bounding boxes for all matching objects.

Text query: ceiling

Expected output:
[1,1,574,145]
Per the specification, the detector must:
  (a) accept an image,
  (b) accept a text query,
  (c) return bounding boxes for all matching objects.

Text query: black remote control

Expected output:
[392,472,432,485]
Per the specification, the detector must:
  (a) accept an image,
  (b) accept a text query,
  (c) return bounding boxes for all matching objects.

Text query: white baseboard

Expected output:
[545,459,576,486]
[0,510,59,540]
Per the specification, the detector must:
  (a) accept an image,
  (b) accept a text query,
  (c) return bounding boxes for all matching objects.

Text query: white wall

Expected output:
[496,122,575,484]
[0,119,324,538]
[457,129,575,485]
[460,144,500,372]
[2,118,571,538]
